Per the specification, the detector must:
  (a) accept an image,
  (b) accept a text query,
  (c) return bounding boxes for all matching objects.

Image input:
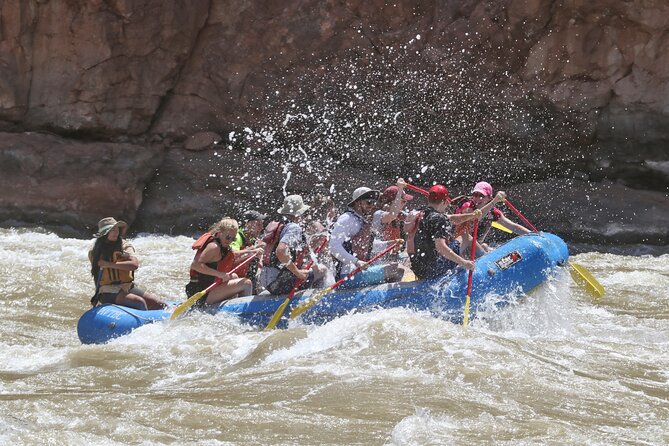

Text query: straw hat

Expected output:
[277,195,310,217]
[93,217,128,238]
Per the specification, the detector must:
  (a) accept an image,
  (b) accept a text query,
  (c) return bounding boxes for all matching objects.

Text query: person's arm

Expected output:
[497,214,530,235]
[434,238,475,271]
[329,215,362,266]
[380,178,407,224]
[190,243,230,281]
[97,245,139,271]
[477,191,506,216]
[447,209,482,225]
[275,241,309,280]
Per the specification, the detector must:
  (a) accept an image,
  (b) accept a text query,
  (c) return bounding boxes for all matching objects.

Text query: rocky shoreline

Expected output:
[0,1,667,249]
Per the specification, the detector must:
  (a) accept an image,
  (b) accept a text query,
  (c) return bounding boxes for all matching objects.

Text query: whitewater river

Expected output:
[1,228,667,445]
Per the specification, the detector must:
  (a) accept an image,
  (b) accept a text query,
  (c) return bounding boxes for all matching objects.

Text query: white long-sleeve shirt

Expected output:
[329,209,366,276]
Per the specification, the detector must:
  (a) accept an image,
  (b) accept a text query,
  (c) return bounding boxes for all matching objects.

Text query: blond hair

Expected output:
[209,217,239,234]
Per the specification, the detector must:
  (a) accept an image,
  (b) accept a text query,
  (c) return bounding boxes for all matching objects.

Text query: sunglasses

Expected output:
[362,199,376,205]
[219,234,235,241]
[472,192,485,198]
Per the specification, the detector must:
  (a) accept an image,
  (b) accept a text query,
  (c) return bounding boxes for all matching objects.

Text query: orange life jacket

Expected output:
[99,250,134,286]
[189,233,235,282]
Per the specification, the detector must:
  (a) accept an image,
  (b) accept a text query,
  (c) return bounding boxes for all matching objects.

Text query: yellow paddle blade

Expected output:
[491,221,513,234]
[170,289,207,320]
[463,294,471,328]
[401,269,417,282]
[264,297,290,331]
[569,262,605,299]
[290,287,332,319]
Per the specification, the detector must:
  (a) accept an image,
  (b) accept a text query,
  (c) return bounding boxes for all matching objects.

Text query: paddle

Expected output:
[503,199,605,299]
[463,220,479,328]
[170,251,260,320]
[491,221,512,234]
[264,237,329,331]
[405,184,429,196]
[290,240,402,319]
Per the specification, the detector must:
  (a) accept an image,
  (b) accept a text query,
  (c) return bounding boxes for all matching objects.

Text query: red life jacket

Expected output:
[381,219,402,242]
[261,221,284,266]
[189,233,235,282]
[264,221,309,268]
[405,211,424,255]
[343,211,373,262]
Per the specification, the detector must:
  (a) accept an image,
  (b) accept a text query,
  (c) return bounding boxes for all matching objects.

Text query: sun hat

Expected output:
[379,185,414,204]
[93,217,128,238]
[472,181,493,197]
[277,195,310,217]
[428,185,450,202]
[242,210,268,223]
[347,187,380,207]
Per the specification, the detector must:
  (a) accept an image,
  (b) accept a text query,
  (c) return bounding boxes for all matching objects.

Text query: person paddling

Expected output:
[230,210,268,290]
[456,181,529,255]
[330,186,405,288]
[260,195,327,295]
[409,185,486,280]
[371,178,414,262]
[187,218,257,306]
[89,217,166,310]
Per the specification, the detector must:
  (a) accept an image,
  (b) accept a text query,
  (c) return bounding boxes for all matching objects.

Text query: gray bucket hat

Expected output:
[348,187,380,207]
[277,195,310,217]
[93,217,128,238]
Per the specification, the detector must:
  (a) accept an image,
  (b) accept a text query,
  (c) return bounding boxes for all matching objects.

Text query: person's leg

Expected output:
[128,287,165,310]
[382,263,405,283]
[205,278,253,305]
[114,290,148,310]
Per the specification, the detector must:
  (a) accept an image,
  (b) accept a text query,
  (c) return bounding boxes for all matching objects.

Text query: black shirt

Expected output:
[411,207,453,279]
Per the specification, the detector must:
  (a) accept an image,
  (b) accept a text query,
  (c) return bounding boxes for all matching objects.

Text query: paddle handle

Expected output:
[504,199,538,232]
[463,220,478,327]
[333,240,401,289]
[405,184,429,196]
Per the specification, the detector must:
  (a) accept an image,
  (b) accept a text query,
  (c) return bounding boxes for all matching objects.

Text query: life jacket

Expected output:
[261,221,284,266]
[381,219,402,242]
[405,211,424,255]
[98,250,134,286]
[454,200,503,239]
[267,222,310,269]
[189,232,235,284]
[231,230,255,278]
[342,210,373,262]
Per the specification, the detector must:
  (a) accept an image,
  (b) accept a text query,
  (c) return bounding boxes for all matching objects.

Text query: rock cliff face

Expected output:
[0,0,667,247]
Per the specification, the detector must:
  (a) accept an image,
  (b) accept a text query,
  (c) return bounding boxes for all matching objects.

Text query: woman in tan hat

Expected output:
[89,217,166,310]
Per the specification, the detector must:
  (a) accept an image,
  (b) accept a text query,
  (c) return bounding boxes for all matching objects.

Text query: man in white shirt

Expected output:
[330,187,404,288]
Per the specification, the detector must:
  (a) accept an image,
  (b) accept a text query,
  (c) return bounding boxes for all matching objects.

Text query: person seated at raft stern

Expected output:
[229,210,268,288]
[371,178,414,263]
[330,186,405,289]
[89,217,166,310]
[187,218,258,306]
[455,181,528,256]
[409,185,483,280]
[260,195,328,295]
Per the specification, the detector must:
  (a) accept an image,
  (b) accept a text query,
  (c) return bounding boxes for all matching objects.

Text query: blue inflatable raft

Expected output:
[77,232,569,344]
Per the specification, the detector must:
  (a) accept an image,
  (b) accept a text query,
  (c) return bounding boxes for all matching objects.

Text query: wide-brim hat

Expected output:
[94,217,128,238]
[277,195,310,217]
[348,187,380,207]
